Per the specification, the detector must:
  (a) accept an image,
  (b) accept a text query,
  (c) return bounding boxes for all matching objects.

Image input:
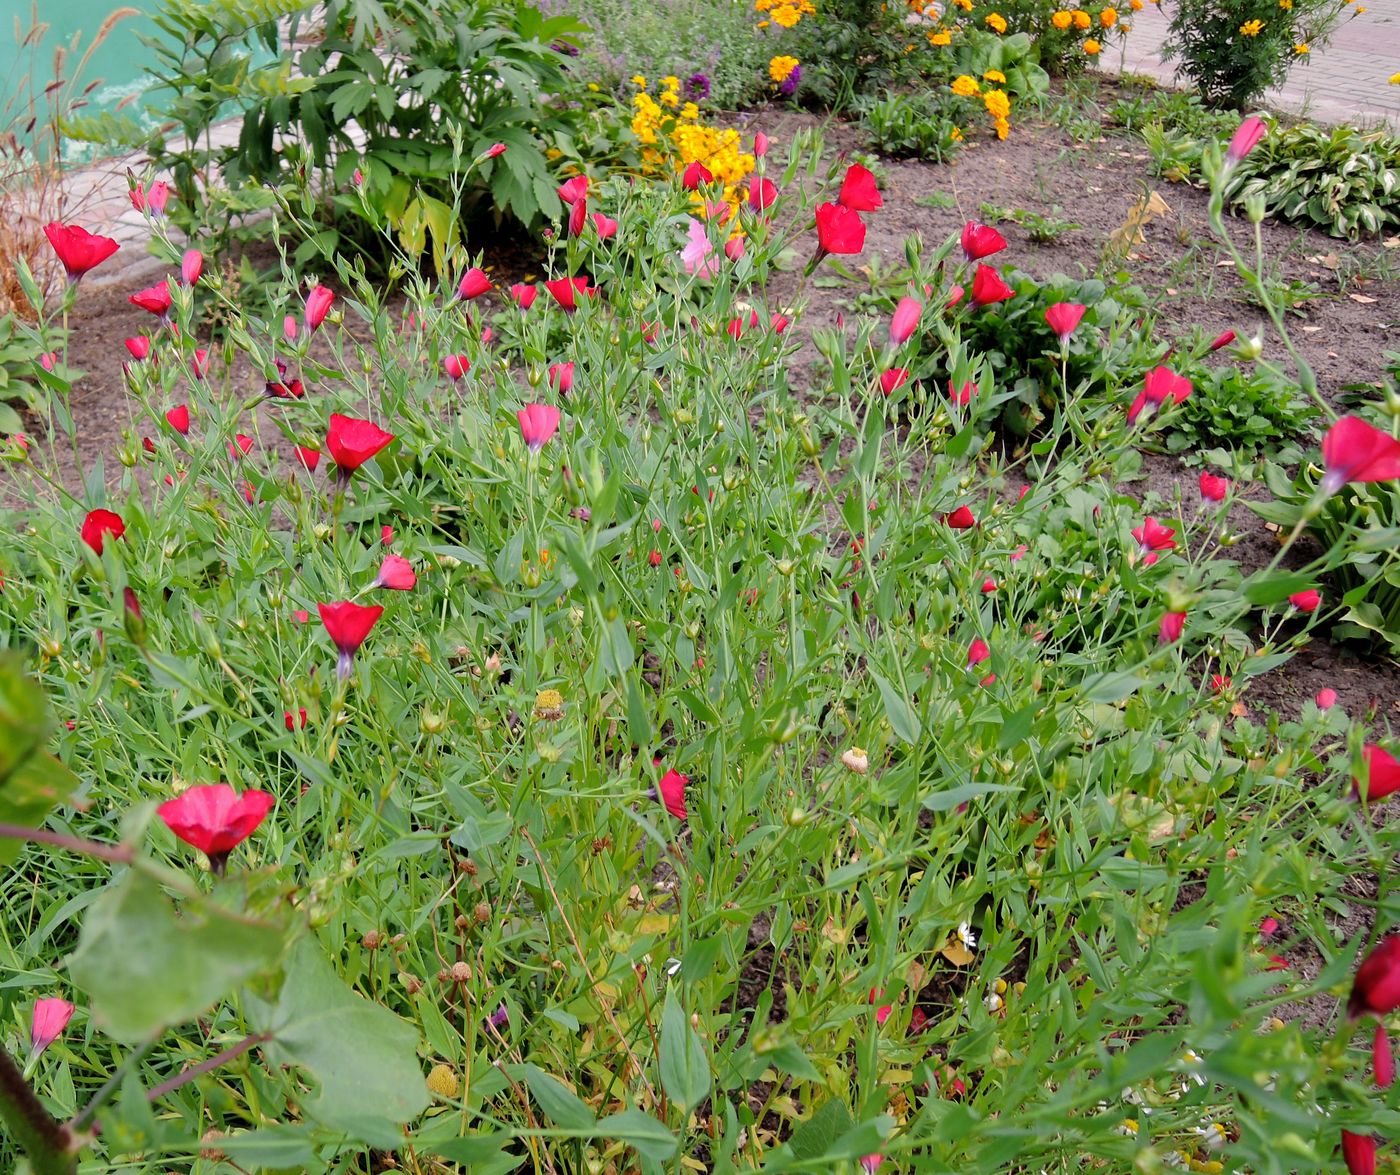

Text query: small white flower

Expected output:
[1195,1122,1227,1150]
[958,921,977,950]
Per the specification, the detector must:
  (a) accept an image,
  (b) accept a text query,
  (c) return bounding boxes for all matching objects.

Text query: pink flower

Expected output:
[967,638,990,667]
[770,313,790,334]
[879,368,909,395]
[657,768,688,820]
[1159,610,1186,645]
[1341,1131,1376,1175]
[970,265,1012,307]
[283,315,298,342]
[157,783,276,874]
[29,998,74,1057]
[754,132,770,157]
[130,180,170,216]
[680,217,719,278]
[592,212,618,240]
[1132,516,1176,565]
[179,248,204,287]
[1226,116,1266,166]
[1374,1023,1394,1089]
[890,296,923,344]
[548,362,574,395]
[129,280,173,319]
[724,236,745,262]
[1355,744,1400,804]
[1128,365,1192,424]
[294,445,320,471]
[1259,916,1280,937]
[814,202,866,256]
[165,405,190,435]
[1199,471,1229,501]
[458,268,492,300]
[544,276,594,312]
[1315,687,1338,709]
[443,354,471,381]
[558,176,589,205]
[485,142,507,158]
[1320,416,1400,495]
[1044,302,1085,342]
[1289,589,1321,612]
[511,282,537,309]
[517,403,561,452]
[38,352,57,371]
[859,1155,882,1174]
[191,348,209,380]
[682,161,713,190]
[960,221,1007,262]
[981,578,997,593]
[304,285,334,334]
[381,525,394,546]
[376,554,416,590]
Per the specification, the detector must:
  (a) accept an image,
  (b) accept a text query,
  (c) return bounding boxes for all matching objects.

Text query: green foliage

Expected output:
[979,202,1082,243]
[1166,362,1320,462]
[858,91,964,160]
[1163,0,1352,108]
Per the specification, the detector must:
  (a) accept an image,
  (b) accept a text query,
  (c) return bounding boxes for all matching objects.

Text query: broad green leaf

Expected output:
[1241,569,1317,606]
[788,1098,853,1161]
[659,988,709,1113]
[0,653,49,780]
[248,938,428,1135]
[871,670,921,744]
[598,1108,678,1162]
[69,871,283,1042]
[217,1125,319,1170]
[1078,671,1149,704]
[519,1063,595,1130]
[416,1131,520,1174]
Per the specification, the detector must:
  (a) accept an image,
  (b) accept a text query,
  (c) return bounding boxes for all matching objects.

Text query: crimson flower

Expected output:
[859,1155,883,1174]
[44,222,120,283]
[294,445,320,471]
[1376,1023,1394,1089]
[443,354,470,381]
[191,349,209,380]
[181,248,204,286]
[1320,416,1400,495]
[558,175,589,205]
[549,362,574,395]
[165,405,190,435]
[376,554,416,590]
[158,783,275,875]
[486,142,506,158]
[879,368,909,395]
[754,131,770,157]
[592,212,618,240]
[518,404,561,452]
[129,281,173,320]
[304,285,334,334]
[749,176,778,211]
[1289,589,1321,612]
[770,313,789,334]
[1128,365,1192,424]
[960,221,1007,262]
[130,181,170,215]
[682,162,713,190]
[319,600,385,679]
[81,509,125,555]
[657,768,688,820]
[1044,302,1085,342]
[948,380,976,406]
[1350,934,1400,1017]
[1341,1131,1375,1175]
[229,434,254,460]
[1159,610,1186,645]
[326,413,394,475]
[1208,329,1236,352]
[1355,744,1400,804]
[1226,116,1266,166]
[1199,472,1229,501]
[967,638,990,667]
[29,998,74,1058]
[815,202,866,256]
[970,265,1012,307]
[285,708,307,731]
[945,506,976,529]
[837,163,882,211]
[458,268,492,300]
[511,283,537,309]
[889,296,922,344]
[569,197,589,237]
[1132,516,1176,565]
[1316,687,1338,709]
[544,276,594,312]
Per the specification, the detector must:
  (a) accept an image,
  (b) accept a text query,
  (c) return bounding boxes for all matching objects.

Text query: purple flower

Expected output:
[485,1003,509,1030]
[778,65,802,97]
[685,72,711,101]
[550,39,580,56]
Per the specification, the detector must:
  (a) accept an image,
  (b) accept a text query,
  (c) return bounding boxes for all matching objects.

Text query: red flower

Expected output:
[157,783,275,874]
[770,313,790,334]
[1209,673,1230,692]
[191,349,209,380]
[1321,416,1400,495]
[376,554,416,591]
[165,405,190,435]
[1340,1130,1376,1175]
[130,280,173,318]
[749,176,778,211]
[724,237,745,262]
[946,285,965,309]
[1355,744,1400,804]
[304,285,334,334]
[318,600,385,679]
[1289,589,1321,612]
[1128,365,1193,424]
[44,222,120,283]
[945,506,976,529]
[970,265,1012,307]
[1315,687,1338,709]
[879,368,909,395]
[294,445,320,471]
[1044,302,1085,342]
[443,354,471,381]
[592,212,618,240]
[229,434,254,460]
[326,413,394,474]
[1159,610,1186,645]
[1350,935,1400,1017]
[544,276,594,312]
[130,180,170,215]
[867,987,892,1025]
[960,221,1007,262]
[284,708,308,731]
[837,163,882,212]
[558,175,589,205]
[485,142,506,158]
[1208,329,1236,353]
[181,248,203,286]
[948,380,976,406]
[510,283,537,309]
[1132,516,1176,565]
[754,131,770,157]
[1375,1023,1394,1089]
[124,336,151,361]
[518,404,561,452]
[1226,116,1266,166]
[80,509,125,555]
[815,202,866,256]
[549,362,574,395]
[1199,472,1229,501]
[458,268,492,300]
[29,998,74,1058]
[967,638,990,667]
[657,768,688,820]
[682,162,713,190]
[649,549,662,567]
[890,296,922,344]
[381,525,394,546]
[981,578,997,593]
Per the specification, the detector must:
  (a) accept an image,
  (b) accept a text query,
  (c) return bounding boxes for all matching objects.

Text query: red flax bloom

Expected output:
[129,280,173,319]
[303,285,334,335]
[657,768,688,820]
[81,509,125,555]
[518,404,561,453]
[1354,744,1400,804]
[1199,471,1229,501]
[960,221,1006,262]
[1376,1023,1395,1089]
[1320,416,1400,496]
[1289,589,1321,612]
[879,368,909,395]
[1132,516,1176,565]
[544,276,593,312]
[181,248,203,286]
[443,354,471,381]
[592,212,618,240]
[945,506,976,529]
[375,554,416,591]
[1128,365,1192,424]
[567,198,587,239]
[1226,116,1266,167]
[548,362,574,395]
[326,413,394,477]
[510,282,537,309]
[889,296,923,344]
[749,176,778,211]
[837,163,882,211]
[1044,302,1085,343]
[970,265,1012,307]
[558,175,589,205]
[1340,1131,1376,1175]
[682,161,713,190]
[1349,934,1400,1017]
[29,998,74,1058]
[158,783,274,875]
[815,202,866,256]
[44,222,120,284]
[1159,610,1186,645]
[165,405,190,434]
[319,600,385,679]
[458,268,492,300]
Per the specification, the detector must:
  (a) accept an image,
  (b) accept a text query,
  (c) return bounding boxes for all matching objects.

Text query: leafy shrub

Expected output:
[1163,0,1352,108]
[1165,361,1320,463]
[858,91,965,160]
[977,0,1128,75]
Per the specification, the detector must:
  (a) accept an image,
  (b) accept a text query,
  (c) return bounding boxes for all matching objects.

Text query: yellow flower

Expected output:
[950,74,981,96]
[994,116,1010,139]
[1083,36,1102,51]
[1293,41,1309,52]
[927,26,953,41]
[533,689,564,721]
[661,75,680,90]
[1051,8,1073,26]
[631,75,647,87]
[1072,9,1092,28]
[1391,71,1400,84]
[772,3,802,25]
[1356,6,1366,12]
[680,102,700,120]
[1100,6,1117,24]
[660,89,679,107]
[1279,0,1292,8]
[982,88,1011,119]
[950,125,963,140]
[587,82,600,91]
[1129,0,1143,9]
[983,68,1007,82]
[954,0,972,11]
[756,17,770,25]
[985,11,1007,30]
[426,1064,460,1099]
[768,55,800,82]
[1239,18,1264,33]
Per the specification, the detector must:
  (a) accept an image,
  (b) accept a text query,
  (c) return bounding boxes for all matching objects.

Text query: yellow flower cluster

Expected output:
[769,55,800,82]
[951,74,980,96]
[630,81,755,219]
[1239,17,1264,33]
[754,0,815,27]
[985,11,1007,31]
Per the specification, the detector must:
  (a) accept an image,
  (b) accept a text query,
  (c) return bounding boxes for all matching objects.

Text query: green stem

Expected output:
[0,1042,76,1175]
[66,1040,156,1137]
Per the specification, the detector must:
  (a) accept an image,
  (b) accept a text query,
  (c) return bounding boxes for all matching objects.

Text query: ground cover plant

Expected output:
[0,83,1399,1175]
